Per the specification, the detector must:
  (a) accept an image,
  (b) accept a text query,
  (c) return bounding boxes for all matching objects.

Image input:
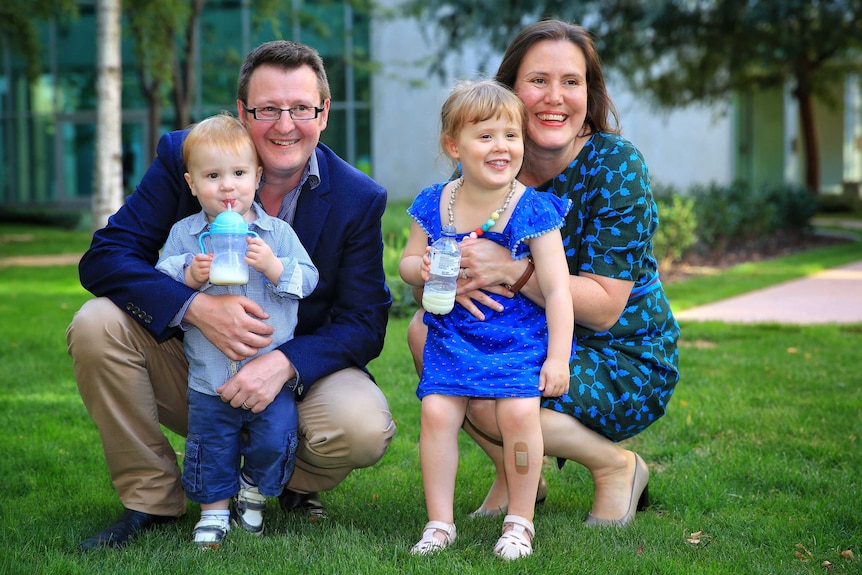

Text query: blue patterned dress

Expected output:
[408,183,573,399]
[539,132,680,441]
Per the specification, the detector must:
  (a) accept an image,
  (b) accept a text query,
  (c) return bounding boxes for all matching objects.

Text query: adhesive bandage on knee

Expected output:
[514,442,529,475]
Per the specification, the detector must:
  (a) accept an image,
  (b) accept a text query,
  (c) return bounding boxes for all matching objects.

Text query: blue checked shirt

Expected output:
[156,203,319,396]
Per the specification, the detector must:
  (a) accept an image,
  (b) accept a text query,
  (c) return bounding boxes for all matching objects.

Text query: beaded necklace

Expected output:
[447,177,518,237]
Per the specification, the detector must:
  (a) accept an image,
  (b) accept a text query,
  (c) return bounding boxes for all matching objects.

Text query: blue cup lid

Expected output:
[208,208,249,234]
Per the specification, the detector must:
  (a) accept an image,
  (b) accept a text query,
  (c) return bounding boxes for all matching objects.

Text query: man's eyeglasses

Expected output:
[242,104,325,121]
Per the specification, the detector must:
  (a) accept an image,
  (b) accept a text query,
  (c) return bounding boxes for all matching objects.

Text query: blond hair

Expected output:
[440,79,527,166]
[183,112,259,168]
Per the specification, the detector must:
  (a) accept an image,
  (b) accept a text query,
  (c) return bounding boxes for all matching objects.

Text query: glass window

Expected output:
[60,119,95,201]
[198,6,247,114]
[51,8,99,113]
[0,1,373,208]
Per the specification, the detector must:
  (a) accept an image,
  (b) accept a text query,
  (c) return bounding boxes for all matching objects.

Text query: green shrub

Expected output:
[689,181,765,248]
[382,201,412,241]
[382,226,419,319]
[762,182,818,234]
[817,191,862,213]
[653,194,698,268]
[688,181,817,250]
[0,207,85,229]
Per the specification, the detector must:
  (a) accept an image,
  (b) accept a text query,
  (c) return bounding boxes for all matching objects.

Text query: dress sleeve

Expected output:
[506,188,572,259]
[566,134,658,281]
[406,183,444,240]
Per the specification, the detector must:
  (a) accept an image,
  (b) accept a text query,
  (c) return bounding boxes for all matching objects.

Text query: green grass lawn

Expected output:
[0,223,860,574]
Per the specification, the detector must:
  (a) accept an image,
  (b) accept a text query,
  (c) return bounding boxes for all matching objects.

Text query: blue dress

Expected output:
[538,133,680,442]
[408,183,572,400]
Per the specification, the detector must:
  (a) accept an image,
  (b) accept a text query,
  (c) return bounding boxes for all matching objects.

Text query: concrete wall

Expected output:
[613,90,733,192]
[371,4,734,201]
[370,11,452,202]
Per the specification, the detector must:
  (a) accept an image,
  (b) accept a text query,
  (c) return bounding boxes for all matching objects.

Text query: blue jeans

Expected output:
[183,388,298,504]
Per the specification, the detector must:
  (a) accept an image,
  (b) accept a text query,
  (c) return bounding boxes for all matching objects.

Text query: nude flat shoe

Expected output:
[584,452,650,527]
[469,474,548,518]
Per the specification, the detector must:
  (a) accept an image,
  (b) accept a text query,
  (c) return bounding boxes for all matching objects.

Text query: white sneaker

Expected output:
[192,516,230,549]
[233,475,266,535]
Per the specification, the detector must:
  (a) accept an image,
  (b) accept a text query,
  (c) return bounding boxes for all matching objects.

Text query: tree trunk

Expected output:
[146,93,162,160]
[137,65,162,159]
[92,0,124,231]
[794,54,820,195]
[797,87,820,194]
[173,0,207,129]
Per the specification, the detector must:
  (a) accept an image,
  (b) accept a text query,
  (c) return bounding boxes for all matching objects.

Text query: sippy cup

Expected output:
[198,207,259,285]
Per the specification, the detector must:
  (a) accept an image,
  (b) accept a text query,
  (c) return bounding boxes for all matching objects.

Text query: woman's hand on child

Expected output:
[454,284,508,321]
[459,237,517,289]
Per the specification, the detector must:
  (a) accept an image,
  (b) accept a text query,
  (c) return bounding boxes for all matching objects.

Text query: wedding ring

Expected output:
[241,402,251,410]
[461,268,469,280]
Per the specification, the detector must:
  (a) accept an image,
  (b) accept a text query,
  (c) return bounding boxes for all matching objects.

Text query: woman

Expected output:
[408,20,680,526]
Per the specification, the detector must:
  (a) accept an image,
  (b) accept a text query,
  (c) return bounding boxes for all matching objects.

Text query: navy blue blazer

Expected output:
[79,130,391,395]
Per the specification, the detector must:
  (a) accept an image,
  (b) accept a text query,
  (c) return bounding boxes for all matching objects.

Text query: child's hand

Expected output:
[420,248,433,283]
[539,359,570,398]
[246,236,284,284]
[245,236,276,272]
[189,253,212,285]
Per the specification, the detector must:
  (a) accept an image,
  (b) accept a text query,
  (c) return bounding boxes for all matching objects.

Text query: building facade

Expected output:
[1,1,373,211]
[2,2,860,219]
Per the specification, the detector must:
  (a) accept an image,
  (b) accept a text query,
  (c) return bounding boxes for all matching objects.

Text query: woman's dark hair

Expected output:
[494,20,620,135]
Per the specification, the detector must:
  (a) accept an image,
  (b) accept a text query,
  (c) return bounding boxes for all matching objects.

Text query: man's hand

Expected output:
[217,350,294,413]
[184,292,274,360]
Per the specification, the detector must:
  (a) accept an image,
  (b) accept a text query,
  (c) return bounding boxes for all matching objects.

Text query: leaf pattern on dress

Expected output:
[538,133,681,441]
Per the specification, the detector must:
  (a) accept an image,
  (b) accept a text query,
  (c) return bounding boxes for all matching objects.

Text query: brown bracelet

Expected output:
[507,257,534,294]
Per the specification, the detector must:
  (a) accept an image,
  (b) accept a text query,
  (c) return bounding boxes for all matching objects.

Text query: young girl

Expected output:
[399,79,574,560]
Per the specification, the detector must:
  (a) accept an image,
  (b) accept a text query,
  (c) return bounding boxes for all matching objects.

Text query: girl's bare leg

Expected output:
[463,404,509,513]
[464,399,510,512]
[407,309,426,376]
[420,394,469,525]
[495,397,542,521]
[466,398,641,521]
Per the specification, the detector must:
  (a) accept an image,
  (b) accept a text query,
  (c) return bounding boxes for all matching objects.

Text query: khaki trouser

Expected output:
[67,297,396,517]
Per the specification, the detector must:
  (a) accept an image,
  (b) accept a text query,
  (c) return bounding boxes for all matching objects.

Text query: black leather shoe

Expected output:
[79,508,176,551]
[278,488,327,520]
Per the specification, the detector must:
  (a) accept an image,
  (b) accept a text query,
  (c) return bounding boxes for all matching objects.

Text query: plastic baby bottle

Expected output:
[198,207,259,285]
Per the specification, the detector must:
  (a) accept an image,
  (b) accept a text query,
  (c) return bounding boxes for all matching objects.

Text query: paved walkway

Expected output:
[2,249,861,326]
[674,260,862,324]
[0,253,81,268]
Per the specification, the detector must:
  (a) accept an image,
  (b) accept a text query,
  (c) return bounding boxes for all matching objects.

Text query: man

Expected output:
[67,40,396,551]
